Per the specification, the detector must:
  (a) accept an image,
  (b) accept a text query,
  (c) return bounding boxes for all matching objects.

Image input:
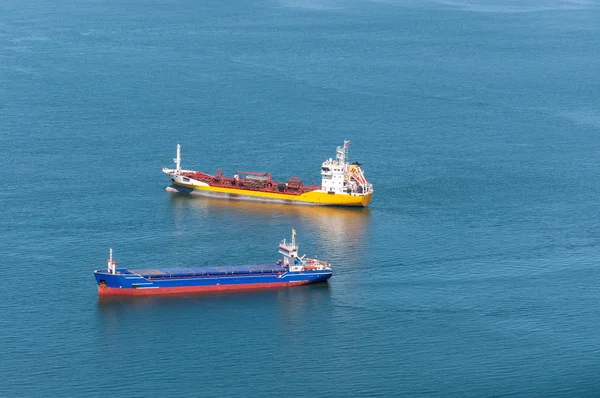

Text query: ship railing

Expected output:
[304,258,330,269]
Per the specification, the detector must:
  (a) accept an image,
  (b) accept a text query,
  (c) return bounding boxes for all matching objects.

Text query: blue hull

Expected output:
[94,264,332,296]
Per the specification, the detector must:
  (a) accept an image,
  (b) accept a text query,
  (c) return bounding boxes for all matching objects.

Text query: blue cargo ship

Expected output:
[94,231,332,296]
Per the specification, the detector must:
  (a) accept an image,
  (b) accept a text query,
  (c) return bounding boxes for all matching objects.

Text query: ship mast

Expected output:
[107,248,116,274]
[344,140,350,165]
[336,140,350,169]
[174,144,181,175]
[279,229,300,268]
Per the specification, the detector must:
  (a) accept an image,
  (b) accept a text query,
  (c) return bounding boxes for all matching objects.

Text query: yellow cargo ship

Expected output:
[162,141,373,207]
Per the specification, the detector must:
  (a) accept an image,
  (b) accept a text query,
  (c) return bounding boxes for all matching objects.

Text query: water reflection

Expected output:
[96,283,332,330]
[168,194,372,252]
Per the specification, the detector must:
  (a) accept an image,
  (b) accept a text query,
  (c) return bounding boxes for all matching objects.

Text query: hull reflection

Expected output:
[168,194,372,252]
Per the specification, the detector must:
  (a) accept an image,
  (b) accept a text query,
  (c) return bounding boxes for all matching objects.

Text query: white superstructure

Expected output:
[320,140,373,196]
[278,230,330,272]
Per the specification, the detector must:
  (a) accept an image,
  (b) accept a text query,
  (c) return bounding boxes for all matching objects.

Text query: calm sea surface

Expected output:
[2,0,600,396]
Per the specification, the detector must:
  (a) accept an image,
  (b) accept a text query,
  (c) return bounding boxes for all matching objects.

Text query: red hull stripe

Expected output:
[98,281,311,296]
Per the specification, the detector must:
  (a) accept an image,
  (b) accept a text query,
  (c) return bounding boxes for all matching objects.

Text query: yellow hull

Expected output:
[170,182,373,207]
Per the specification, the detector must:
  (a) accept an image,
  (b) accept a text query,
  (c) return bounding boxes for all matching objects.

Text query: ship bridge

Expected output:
[320,140,373,196]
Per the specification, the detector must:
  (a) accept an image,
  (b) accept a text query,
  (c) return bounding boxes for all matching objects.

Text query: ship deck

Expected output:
[178,170,319,196]
[128,263,286,279]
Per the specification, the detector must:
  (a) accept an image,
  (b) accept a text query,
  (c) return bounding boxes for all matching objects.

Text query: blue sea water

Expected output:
[2,0,600,396]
